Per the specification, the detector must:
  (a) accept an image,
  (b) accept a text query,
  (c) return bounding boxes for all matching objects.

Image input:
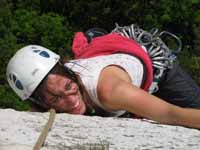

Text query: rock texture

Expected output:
[0,109,200,150]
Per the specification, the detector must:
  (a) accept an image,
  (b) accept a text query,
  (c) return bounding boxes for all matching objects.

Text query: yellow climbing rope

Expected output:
[33,108,56,150]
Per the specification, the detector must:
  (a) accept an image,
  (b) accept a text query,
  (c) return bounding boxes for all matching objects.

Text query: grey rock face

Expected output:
[0,109,200,150]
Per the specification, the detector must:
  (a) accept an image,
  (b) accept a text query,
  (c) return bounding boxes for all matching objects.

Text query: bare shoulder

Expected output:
[98,65,132,84]
[96,65,132,110]
[96,65,175,122]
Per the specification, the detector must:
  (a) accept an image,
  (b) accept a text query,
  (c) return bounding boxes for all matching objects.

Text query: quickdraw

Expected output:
[112,23,182,93]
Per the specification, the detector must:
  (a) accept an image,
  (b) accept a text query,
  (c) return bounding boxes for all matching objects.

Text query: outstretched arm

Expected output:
[97,65,200,129]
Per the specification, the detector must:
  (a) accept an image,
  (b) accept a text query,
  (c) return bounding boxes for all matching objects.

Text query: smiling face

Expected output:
[41,73,86,114]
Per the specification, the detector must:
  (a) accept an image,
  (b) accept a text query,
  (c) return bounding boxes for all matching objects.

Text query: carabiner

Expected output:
[159,31,182,55]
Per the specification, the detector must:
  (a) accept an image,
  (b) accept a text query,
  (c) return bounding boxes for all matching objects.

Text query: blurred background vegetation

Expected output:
[0,0,199,110]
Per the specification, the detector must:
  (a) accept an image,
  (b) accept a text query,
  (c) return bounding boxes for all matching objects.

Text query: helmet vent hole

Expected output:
[15,80,24,90]
[31,46,37,49]
[39,51,50,58]
[33,50,50,58]
[33,50,40,53]
[9,73,24,90]
[13,74,16,82]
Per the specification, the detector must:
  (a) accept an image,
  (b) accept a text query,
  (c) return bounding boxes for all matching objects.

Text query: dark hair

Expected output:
[30,62,81,109]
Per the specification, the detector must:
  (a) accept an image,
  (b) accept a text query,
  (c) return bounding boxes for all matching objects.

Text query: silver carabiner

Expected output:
[159,31,182,55]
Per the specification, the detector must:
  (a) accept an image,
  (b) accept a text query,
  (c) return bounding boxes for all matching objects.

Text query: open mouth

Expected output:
[69,94,83,114]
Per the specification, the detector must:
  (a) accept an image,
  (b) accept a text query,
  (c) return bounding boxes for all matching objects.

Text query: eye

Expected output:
[65,82,72,91]
[49,94,61,105]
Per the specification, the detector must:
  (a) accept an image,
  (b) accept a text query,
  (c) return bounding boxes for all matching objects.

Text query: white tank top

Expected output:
[65,53,144,116]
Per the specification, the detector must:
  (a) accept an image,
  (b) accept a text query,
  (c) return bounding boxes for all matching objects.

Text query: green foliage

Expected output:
[193,24,200,55]
[0,0,200,110]
[189,57,200,85]
[0,84,30,110]
[0,1,73,110]
[10,9,73,53]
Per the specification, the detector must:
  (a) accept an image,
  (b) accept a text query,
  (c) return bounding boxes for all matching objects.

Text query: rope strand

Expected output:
[33,109,56,150]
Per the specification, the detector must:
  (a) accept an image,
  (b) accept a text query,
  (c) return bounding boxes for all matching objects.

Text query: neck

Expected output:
[76,76,96,115]
[76,74,114,116]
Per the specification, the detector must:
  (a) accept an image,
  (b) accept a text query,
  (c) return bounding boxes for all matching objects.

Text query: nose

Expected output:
[63,94,78,104]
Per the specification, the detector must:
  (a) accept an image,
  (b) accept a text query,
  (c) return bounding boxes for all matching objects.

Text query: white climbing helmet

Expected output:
[6,45,60,100]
